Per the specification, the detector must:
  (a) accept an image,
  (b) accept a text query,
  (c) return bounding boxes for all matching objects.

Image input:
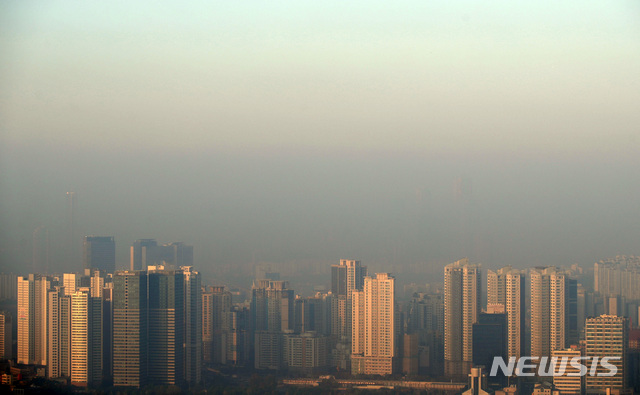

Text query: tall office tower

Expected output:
[83,236,116,272]
[487,267,525,358]
[32,226,50,274]
[551,348,583,395]
[472,312,507,385]
[147,266,184,385]
[17,274,51,365]
[351,273,396,376]
[66,191,78,269]
[182,266,202,384]
[251,279,295,370]
[202,286,232,364]
[530,267,578,358]
[0,273,17,301]
[594,256,640,301]
[113,271,147,388]
[585,315,629,392]
[47,287,72,379]
[444,258,481,378]
[70,287,103,386]
[130,239,157,271]
[0,311,11,359]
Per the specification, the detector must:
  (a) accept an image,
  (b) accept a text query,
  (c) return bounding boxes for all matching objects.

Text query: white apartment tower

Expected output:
[487,267,525,358]
[17,274,51,365]
[585,315,628,392]
[444,258,481,378]
[351,273,396,375]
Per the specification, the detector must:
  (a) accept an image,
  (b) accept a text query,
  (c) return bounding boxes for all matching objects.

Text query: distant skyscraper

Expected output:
[129,240,193,270]
[147,266,184,385]
[47,286,72,379]
[182,266,202,384]
[530,267,578,358]
[585,315,628,392]
[444,258,481,378]
[351,273,396,375]
[66,191,78,268]
[83,236,115,272]
[130,239,157,271]
[113,271,148,388]
[32,226,50,274]
[487,267,525,358]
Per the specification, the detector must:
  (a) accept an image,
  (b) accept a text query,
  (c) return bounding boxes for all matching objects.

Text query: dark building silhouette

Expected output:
[83,236,115,272]
[472,312,507,385]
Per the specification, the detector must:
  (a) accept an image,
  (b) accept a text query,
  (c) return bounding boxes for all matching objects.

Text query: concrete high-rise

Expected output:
[585,315,629,392]
[487,267,525,358]
[202,286,232,364]
[351,273,396,376]
[83,236,115,273]
[70,287,103,386]
[0,311,11,360]
[182,266,202,384]
[551,348,583,395]
[130,239,157,271]
[47,287,71,379]
[251,279,294,370]
[113,271,147,388]
[444,258,481,378]
[130,240,194,271]
[17,274,51,365]
[147,266,184,385]
[330,259,366,370]
[530,267,578,358]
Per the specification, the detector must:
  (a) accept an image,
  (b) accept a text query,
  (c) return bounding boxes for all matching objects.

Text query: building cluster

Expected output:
[2,250,640,394]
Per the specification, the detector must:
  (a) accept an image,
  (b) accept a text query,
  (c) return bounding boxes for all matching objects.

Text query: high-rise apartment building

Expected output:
[530,267,578,358]
[182,266,202,384]
[202,286,232,364]
[70,287,103,386]
[251,279,294,370]
[83,236,116,273]
[113,271,148,388]
[487,267,525,358]
[0,311,11,360]
[585,315,628,392]
[330,259,366,370]
[444,258,481,378]
[351,273,396,375]
[17,274,51,365]
[47,287,72,379]
[594,256,640,301]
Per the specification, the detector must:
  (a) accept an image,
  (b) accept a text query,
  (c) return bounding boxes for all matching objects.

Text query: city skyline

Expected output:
[1,2,640,279]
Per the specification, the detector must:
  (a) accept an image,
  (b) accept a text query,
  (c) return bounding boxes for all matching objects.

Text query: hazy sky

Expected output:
[1,2,640,283]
